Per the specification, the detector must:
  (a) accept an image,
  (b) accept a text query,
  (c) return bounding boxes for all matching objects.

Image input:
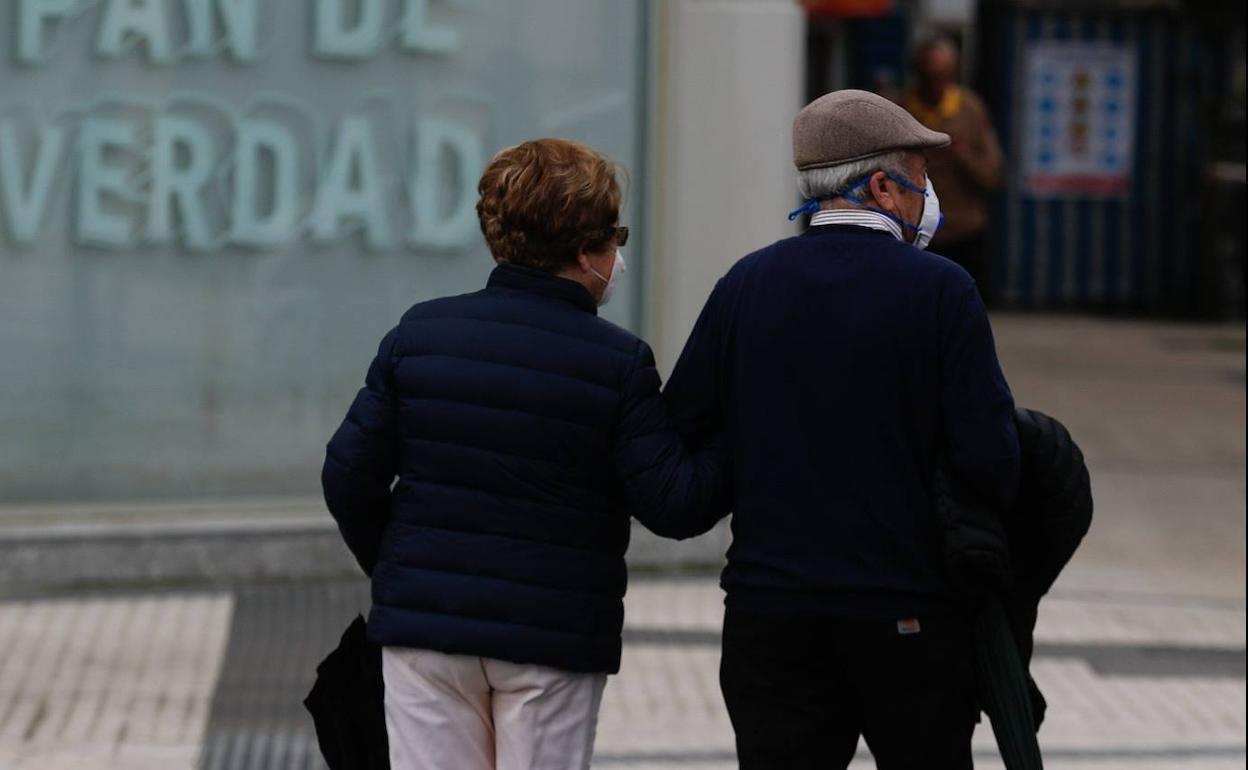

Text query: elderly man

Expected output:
[664,90,1020,769]
[904,36,1004,302]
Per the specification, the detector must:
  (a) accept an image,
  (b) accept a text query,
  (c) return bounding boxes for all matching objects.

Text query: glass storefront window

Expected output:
[0,0,648,501]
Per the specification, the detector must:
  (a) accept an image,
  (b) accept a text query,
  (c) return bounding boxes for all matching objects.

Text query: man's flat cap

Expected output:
[793,89,951,170]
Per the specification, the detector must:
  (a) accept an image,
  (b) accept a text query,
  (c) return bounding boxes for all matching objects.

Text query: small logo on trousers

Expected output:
[896,618,922,635]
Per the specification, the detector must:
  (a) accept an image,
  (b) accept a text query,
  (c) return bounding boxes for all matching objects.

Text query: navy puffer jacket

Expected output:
[322,263,728,674]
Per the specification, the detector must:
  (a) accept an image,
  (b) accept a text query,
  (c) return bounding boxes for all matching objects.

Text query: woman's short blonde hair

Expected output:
[476,138,623,271]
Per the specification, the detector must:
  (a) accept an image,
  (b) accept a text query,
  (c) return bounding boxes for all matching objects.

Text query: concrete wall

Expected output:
[647,0,806,373]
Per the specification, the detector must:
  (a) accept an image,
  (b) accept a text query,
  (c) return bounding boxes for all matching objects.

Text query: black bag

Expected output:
[304,615,390,770]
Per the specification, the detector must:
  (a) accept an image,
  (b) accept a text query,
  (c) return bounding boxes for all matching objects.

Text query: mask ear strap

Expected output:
[787,198,826,221]
[848,172,923,232]
[787,173,924,225]
[841,193,920,232]
[787,173,877,221]
[885,172,927,195]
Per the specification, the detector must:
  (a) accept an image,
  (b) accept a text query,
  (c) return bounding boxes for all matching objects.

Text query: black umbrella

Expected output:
[973,598,1044,770]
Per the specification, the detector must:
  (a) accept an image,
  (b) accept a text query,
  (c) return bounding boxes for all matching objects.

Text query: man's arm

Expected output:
[940,282,1020,511]
[664,279,728,448]
[322,327,400,575]
[615,341,730,540]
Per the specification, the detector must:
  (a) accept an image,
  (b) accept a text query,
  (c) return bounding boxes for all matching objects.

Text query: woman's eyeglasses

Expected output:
[559,226,628,250]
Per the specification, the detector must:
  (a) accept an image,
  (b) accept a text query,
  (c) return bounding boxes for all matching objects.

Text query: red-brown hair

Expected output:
[476,138,623,271]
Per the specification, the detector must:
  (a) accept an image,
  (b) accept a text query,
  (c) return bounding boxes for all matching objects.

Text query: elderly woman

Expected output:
[322,138,728,770]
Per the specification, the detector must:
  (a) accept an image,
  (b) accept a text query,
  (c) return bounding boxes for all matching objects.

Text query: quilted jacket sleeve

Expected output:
[322,327,400,576]
[614,341,731,540]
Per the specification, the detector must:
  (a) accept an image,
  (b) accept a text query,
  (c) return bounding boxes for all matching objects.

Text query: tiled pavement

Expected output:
[0,577,1242,770]
[0,594,233,770]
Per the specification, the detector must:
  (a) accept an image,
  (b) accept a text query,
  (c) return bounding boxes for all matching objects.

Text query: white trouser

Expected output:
[382,646,607,770]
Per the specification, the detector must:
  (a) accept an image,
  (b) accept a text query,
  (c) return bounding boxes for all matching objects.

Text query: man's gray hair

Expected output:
[797,150,910,201]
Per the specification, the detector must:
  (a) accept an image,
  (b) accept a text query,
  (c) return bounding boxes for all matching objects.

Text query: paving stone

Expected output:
[1036,595,1246,648]
[0,594,232,770]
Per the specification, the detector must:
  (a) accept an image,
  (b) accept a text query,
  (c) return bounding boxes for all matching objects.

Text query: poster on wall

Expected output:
[1022,41,1137,196]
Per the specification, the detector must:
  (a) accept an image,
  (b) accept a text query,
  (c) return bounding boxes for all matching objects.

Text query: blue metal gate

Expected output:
[977,3,1210,314]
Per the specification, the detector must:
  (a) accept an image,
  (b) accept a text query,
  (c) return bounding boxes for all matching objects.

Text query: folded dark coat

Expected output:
[1001,407,1094,724]
[937,408,1091,770]
[937,407,1093,726]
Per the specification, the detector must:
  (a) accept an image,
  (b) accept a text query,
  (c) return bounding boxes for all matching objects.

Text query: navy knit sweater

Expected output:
[664,225,1020,618]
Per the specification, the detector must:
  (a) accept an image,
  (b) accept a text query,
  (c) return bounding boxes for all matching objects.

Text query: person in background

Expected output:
[664,89,1020,769]
[323,138,729,770]
[905,35,1005,303]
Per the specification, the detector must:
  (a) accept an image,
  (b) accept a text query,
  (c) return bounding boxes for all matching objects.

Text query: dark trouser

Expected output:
[937,235,992,306]
[719,607,978,770]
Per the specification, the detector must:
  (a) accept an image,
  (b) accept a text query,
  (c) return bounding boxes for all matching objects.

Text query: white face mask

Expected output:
[589,249,626,306]
[912,173,944,251]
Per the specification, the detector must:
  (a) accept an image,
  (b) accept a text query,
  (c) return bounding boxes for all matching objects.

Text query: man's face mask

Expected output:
[911,173,943,250]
